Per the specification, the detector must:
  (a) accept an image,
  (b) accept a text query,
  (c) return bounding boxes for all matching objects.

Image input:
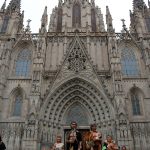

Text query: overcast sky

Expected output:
[0,0,148,32]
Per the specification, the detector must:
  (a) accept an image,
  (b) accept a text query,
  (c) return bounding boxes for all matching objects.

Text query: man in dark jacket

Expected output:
[0,135,6,150]
[66,121,82,150]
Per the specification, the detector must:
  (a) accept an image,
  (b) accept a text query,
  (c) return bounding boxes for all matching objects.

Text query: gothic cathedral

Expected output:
[0,0,150,150]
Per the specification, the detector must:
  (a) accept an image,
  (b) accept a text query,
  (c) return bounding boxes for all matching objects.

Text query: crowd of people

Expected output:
[51,121,127,150]
[0,121,127,150]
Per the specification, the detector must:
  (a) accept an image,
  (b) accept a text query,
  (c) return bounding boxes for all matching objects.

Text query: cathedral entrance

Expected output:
[64,128,90,150]
[41,77,115,127]
[40,78,116,150]
[63,101,90,149]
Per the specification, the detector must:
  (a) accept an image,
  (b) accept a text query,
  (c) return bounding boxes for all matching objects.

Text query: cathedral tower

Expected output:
[0,0,150,150]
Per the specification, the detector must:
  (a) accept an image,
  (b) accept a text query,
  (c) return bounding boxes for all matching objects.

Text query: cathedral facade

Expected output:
[0,0,150,150]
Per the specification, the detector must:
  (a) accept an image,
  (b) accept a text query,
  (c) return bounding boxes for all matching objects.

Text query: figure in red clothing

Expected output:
[121,145,127,150]
[84,124,102,150]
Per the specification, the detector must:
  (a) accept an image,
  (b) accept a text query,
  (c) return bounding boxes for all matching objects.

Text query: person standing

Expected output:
[66,121,82,150]
[0,135,6,150]
[103,135,118,150]
[85,124,102,150]
[121,145,127,150]
[51,136,64,150]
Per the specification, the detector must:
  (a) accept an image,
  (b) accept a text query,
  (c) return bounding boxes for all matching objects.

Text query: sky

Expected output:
[0,0,148,33]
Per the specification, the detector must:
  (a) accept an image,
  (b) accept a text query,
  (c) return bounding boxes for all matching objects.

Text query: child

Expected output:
[51,136,64,150]
[103,135,119,150]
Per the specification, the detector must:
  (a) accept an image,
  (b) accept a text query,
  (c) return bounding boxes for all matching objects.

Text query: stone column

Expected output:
[108,35,133,149]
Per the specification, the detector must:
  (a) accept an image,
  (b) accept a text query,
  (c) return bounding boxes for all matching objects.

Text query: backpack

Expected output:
[102,142,107,150]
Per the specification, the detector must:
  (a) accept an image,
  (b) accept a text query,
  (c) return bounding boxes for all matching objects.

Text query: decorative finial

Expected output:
[41,6,48,26]
[106,6,114,33]
[26,19,32,31]
[121,19,127,29]
[6,0,21,13]
[91,0,95,6]
[58,0,63,6]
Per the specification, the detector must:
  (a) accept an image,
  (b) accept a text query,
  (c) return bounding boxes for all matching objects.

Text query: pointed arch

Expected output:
[13,94,22,116]
[41,78,115,126]
[1,16,9,33]
[129,87,144,116]
[72,2,81,27]
[121,47,139,76]
[145,17,150,32]
[65,101,89,125]
[57,8,63,32]
[91,8,96,32]
[9,87,25,117]
[15,49,32,77]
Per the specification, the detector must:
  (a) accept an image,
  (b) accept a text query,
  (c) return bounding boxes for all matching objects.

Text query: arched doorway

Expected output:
[39,78,116,149]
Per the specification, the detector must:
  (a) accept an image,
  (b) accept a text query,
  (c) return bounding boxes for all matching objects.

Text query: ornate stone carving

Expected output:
[42,78,113,127]
[68,42,86,72]
[28,113,36,125]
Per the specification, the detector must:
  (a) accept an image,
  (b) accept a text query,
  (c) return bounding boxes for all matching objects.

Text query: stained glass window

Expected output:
[1,16,9,33]
[130,88,141,116]
[72,3,81,27]
[15,49,31,77]
[145,18,150,32]
[57,8,63,32]
[121,47,139,76]
[66,103,88,125]
[13,95,22,116]
[91,8,96,32]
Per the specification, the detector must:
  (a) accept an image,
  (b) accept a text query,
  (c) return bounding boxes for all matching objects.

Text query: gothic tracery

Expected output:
[0,0,150,149]
[68,42,86,72]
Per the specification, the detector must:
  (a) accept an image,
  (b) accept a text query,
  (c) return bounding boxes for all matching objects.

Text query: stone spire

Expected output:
[130,9,135,25]
[40,6,48,34]
[58,0,63,7]
[1,0,7,11]
[41,6,48,27]
[64,0,88,4]
[91,0,95,6]
[6,0,21,13]
[133,0,147,11]
[129,10,135,32]
[148,0,150,8]
[106,6,114,33]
